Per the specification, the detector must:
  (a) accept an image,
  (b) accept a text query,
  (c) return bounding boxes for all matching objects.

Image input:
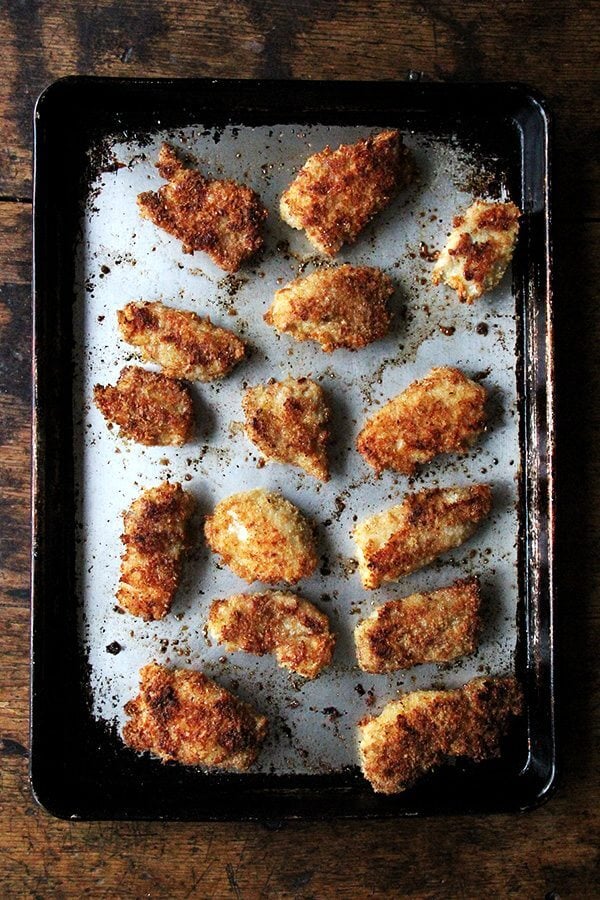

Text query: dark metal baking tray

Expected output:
[31,77,555,820]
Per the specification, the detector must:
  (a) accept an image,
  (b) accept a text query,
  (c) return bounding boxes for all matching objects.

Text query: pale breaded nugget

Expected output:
[357,367,487,475]
[123,663,267,770]
[264,264,393,352]
[208,590,335,679]
[137,143,267,272]
[358,675,522,793]
[280,130,415,255]
[355,577,481,672]
[117,482,195,621]
[118,301,246,382]
[432,200,521,302]
[353,485,492,590]
[204,488,318,585]
[93,365,194,446]
[242,377,330,481]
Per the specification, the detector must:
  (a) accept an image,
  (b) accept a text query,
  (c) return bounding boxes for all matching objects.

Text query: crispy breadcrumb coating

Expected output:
[204,488,318,585]
[93,365,194,446]
[123,663,267,770]
[207,590,335,678]
[117,482,195,621]
[137,143,267,272]
[264,264,393,352]
[118,301,246,382]
[353,485,492,590]
[432,200,521,302]
[280,130,415,255]
[357,367,487,475]
[358,675,522,793]
[355,577,481,672]
[242,377,330,481]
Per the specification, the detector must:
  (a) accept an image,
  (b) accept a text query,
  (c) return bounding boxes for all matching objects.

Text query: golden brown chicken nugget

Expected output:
[242,377,330,481]
[280,130,415,255]
[355,577,481,672]
[357,367,487,475]
[204,488,318,585]
[264,264,393,352]
[208,590,335,679]
[118,301,246,382]
[94,366,194,446]
[358,676,522,793]
[123,663,268,770]
[117,482,195,621]
[353,485,492,589]
[432,200,520,302]
[138,143,267,272]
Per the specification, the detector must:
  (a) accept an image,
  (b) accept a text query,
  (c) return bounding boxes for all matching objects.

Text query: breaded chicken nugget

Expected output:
[207,590,335,678]
[138,143,267,272]
[355,577,481,672]
[204,488,318,585]
[242,377,330,481]
[357,367,487,475]
[93,365,194,446]
[123,663,267,770]
[118,301,246,382]
[117,482,195,621]
[353,485,492,589]
[280,130,415,255]
[264,264,393,352]
[432,200,520,302]
[358,675,522,793]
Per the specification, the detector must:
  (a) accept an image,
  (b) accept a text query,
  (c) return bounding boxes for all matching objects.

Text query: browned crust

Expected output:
[354,485,492,589]
[242,377,330,481]
[117,482,195,621]
[264,264,394,352]
[358,675,523,793]
[123,663,268,770]
[118,301,246,382]
[207,591,335,678]
[280,130,415,255]
[355,577,481,672]
[93,365,194,446]
[137,143,267,272]
[204,489,318,585]
[356,367,487,475]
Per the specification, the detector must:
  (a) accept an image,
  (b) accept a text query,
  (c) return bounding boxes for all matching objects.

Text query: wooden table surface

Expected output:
[1,1,598,896]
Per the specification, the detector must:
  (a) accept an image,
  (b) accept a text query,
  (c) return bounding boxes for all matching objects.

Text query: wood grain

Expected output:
[0,1,599,897]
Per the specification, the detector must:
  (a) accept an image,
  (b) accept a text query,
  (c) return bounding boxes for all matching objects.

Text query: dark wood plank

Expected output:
[1,0,599,216]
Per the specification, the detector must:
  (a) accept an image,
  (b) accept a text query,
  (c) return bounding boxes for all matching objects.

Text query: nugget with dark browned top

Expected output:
[242,377,330,481]
[208,590,335,679]
[205,488,318,585]
[432,200,520,302]
[280,130,415,255]
[93,365,194,445]
[137,143,267,272]
[358,675,522,793]
[353,485,492,589]
[264,264,393,352]
[118,301,246,382]
[123,663,268,770]
[117,482,195,621]
[357,367,487,475]
[355,577,481,672]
